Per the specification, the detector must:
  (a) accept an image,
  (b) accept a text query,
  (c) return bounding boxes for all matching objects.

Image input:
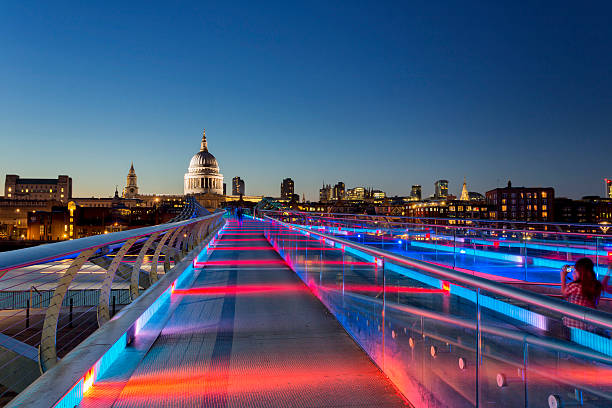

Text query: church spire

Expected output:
[460,176,469,201]
[129,162,135,175]
[200,129,208,152]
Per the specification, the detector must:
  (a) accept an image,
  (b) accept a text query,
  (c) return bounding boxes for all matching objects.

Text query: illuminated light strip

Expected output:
[54,333,128,408]
[173,283,305,296]
[571,328,612,357]
[425,260,523,283]
[218,233,264,235]
[337,227,611,274]
[410,241,524,263]
[215,238,269,242]
[270,239,320,242]
[336,284,445,294]
[305,260,375,266]
[304,233,550,331]
[207,246,276,251]
[194,259,286,267]
[532,257,608,275]
[201,266,288,271]
[221,230,275,232]
[472,238,610,257]
[292,247,341,251]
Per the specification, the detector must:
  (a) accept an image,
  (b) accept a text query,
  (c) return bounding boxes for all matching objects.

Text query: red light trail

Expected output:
[173,283,306,296]
[194,259,287,267]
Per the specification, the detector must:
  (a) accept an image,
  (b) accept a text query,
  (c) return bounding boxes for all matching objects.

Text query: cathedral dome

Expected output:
[184,129,224,195]
[189,150,218,170]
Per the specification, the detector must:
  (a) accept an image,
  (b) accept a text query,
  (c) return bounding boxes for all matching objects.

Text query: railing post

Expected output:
[69,297,73,328]
[26,297,30,329]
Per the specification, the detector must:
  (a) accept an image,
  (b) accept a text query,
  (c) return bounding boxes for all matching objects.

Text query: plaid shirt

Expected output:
[563,281,598,329]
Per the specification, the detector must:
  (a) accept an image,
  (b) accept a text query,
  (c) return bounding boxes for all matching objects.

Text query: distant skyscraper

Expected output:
[281,178,294,199]
[333,182,345,200]
[606,178,612,199]
[410,185,422,200]
[460,177,469,201]
[434,180,449,199]
[232,176,245,195]
[123,163,139,198]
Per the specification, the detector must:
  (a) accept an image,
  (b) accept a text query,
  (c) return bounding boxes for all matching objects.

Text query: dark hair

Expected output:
[574,258,602,301]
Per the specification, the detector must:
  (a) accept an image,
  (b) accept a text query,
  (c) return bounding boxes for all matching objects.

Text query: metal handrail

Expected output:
[5,220,225,408]
[0,210,224,273]
[264,215,612,330]
[260,209,612,237]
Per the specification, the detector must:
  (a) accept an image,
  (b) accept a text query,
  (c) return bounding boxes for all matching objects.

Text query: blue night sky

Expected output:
[1,1,611,200]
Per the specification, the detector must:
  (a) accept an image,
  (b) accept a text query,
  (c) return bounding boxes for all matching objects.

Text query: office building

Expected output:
[333,182,345,200]
[486,181,554,221]
[347,187,366,200]
[434,180,448,199]
[4,174,72,203]
[410,185,422,200]
[281,178,295,200]
[232,177,245,196]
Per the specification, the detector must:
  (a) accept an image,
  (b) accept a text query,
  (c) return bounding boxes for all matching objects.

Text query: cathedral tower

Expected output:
[123,162,139,198]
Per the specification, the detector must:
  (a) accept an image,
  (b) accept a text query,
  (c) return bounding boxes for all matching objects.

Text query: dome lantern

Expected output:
[200,129,208,152]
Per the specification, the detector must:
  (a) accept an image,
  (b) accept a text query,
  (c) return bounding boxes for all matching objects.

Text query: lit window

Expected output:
[542,205,547,210]
[7,187,11,192]
[541,192,547,198]
[501,205,507,212]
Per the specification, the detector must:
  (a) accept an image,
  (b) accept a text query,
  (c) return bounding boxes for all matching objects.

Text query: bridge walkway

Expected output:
[79,218,407,407]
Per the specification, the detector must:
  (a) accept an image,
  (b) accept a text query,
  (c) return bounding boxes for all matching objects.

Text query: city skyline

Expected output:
[2,2,611,201]
[2,133,610,202]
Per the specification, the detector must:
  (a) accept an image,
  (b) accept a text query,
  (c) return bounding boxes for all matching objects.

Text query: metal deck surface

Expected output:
[80,219,407,407]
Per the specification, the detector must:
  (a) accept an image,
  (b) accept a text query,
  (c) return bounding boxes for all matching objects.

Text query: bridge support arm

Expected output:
[130,232,159,300]
[39,248,96,372]
[97,238,137,326]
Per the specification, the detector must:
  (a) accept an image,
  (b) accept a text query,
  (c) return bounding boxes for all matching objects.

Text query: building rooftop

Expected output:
[15,178,60,185]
